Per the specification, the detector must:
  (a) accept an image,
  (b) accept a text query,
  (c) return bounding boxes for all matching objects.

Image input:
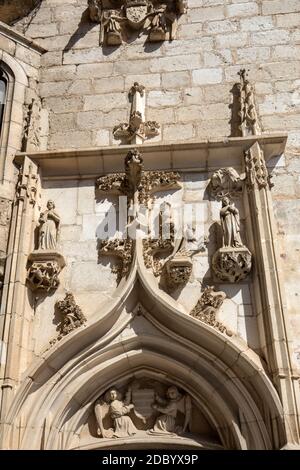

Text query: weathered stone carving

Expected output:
[94,380,191,438]
[190,286,232,336]
[212,247,252,283]
[95,386,138,438]
[22,98,41,152]
[27,201,65,292]
[149,386,191,435]
[210,167,243,200]
[55,292,86,339]
[38,200,60,250]
[220,196,243,249]
[244,142,270,190]
[88,1,187,45]
[143,204,207,289]
[16,163,38,206]
[212,197,252,282]
[236,69,261,137]
[97,238,133,283]
[113,83,160,144]
[96,150,181,280]
[27,251,65,292]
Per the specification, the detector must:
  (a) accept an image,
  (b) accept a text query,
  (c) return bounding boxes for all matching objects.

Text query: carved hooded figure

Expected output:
[220,196,243,248]
[38,200,60,250]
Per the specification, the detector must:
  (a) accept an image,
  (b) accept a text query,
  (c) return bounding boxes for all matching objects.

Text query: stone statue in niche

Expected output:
[94,380,192,439]
[26,200,65,292]
[212,196,252,283]
[220,197,243,248]
[149,386,191,435]
[38,200,60,250]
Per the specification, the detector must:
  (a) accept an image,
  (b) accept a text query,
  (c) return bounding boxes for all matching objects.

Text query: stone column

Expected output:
[243,141,300,447]
[0,156,40,434]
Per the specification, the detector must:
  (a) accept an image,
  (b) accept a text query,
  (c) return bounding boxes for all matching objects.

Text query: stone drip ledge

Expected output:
[15,134,287,179]
[0,21,46,53]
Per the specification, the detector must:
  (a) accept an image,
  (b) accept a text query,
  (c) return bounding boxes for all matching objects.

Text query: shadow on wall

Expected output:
[0,0,42,26]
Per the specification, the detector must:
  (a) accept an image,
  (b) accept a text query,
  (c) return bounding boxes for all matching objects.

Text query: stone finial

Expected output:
[113,83,160,145]
[237,68,261,137]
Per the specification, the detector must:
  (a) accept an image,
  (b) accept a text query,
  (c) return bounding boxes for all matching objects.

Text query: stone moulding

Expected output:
[212,246,252,283]
[27,250,66,292]
[88,0,188,46]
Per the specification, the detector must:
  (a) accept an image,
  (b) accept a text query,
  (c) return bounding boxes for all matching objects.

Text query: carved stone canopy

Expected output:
[88,0,187,45]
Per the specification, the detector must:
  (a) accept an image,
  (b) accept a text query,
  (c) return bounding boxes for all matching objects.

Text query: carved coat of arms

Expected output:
[125,1,150,28]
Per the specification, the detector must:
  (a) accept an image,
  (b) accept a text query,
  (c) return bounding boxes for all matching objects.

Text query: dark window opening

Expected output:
[0,71,7,136]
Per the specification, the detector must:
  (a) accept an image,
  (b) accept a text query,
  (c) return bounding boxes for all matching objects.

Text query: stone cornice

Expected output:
[14,133,287,179]
[0,21,47,54]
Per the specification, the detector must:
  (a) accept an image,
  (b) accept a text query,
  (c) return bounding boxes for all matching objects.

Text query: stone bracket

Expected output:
[27,250,66,292]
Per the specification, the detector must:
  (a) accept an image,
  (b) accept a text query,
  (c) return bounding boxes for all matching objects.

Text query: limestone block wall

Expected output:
[11,0,300,368]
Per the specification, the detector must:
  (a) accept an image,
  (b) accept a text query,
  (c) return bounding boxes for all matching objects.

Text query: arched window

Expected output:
[0,71,7,136]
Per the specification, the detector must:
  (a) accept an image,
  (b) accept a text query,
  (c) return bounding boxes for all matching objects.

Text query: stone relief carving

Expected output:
[94,380,191,439]
[212,197,252,283]
[149,386,191,435]
[22,98,41,152]
[97,238,133,283]
[96,149,181,280]
[143,204,207,290]
[27,201,65,292]
[210,167,243,200]
[236,69,261,137]
[38,200,60,250]
[190,286,232,336]
[244,142,270,190]
[54,292,87,341]
[27,253,65,292]
[88,0,187,46]
[113,82,160,144]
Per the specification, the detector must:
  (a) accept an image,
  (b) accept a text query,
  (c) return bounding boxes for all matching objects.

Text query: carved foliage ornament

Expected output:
[88,0,187,45]
[210,167,243,200]
[190,286,232,336]
[237,68,261,137]
[96,149,180,205]
[55,292,86,340]
[244,142,270,190]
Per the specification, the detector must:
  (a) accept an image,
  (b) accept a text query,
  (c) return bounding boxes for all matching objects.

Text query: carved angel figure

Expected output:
[220,196,243,248]
[38,200,60,250]
[95,387,138,438]
[149,386,191,435]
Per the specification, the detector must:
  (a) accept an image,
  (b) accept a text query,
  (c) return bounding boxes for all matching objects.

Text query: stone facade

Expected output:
[0,0,299,450]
